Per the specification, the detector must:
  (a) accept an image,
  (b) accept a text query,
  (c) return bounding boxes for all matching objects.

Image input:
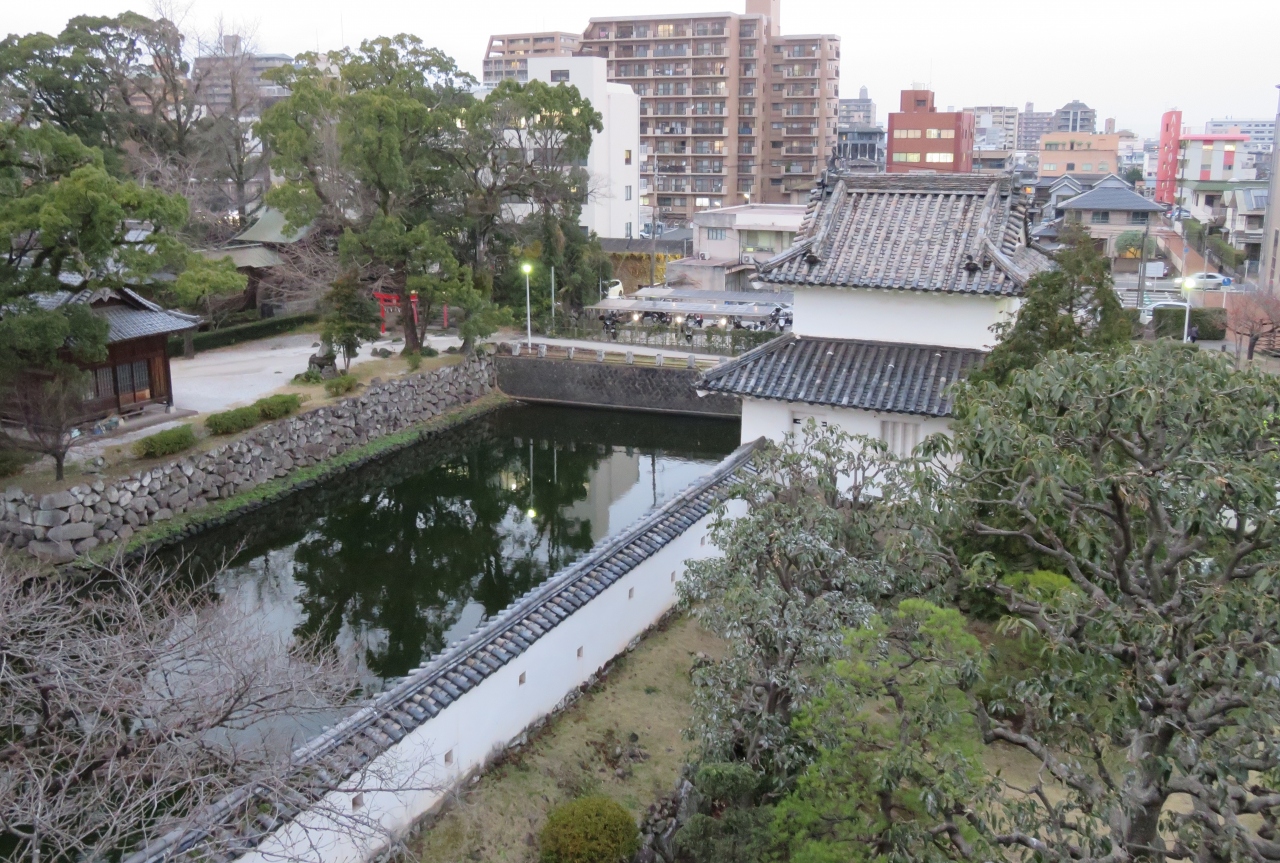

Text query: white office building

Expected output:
[526,57,641,240]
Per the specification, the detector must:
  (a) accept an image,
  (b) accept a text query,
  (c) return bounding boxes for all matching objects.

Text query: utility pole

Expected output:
[1136,220,1151,310]
[550,266,556,333]
[649,148,660,288]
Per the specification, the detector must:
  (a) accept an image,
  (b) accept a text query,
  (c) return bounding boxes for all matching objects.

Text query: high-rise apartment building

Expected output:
[1016,102,1053,151]
[839,86,876,127]
[192,36,292,115]
[885,89,974,173]
[579,0,840,225]
[966,105,1018,150]
[483,32,581,85]
[1053,100,1097,133]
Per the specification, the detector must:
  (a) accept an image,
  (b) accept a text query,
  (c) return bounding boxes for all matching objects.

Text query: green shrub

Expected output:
[730,329,779,354]
[292,368,324,385]
[0,446,36,478]
[539,796,639,863]
[324,374,359,397]
[421,346,439,358]
[1153,307,1226,340]
[254,393,301,420]
[205,406,261,435]
[405,352,423,372]
[166,313,320,357]
[132,424,197,459]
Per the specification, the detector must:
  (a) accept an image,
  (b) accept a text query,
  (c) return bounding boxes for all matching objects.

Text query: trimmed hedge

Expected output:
[167,313,320,357]
[1153,307,1226,340]
[255,393,301,420]
[205,406,260,435]
[132,424,196,459]
[324,375,359,397]
[205,394,304,435]
[539,796,639,863]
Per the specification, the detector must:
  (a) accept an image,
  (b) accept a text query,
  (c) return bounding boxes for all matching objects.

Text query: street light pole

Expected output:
[550,265,556,333]
[521,262,533,348]
[1136,220,1151,309]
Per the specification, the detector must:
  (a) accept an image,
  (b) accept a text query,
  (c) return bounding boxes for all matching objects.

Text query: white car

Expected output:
[1181,272,1226,289]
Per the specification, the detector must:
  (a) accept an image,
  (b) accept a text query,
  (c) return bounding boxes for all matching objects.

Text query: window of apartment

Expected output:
[656,23,675,37]
[893,128,922,139]
[624,149,632,165]
[695,197,712,207]
[1082,163,1093,172]
[1044,163,1057,171]
[1045,142,1062,151]
[923,128,955,139]
[550,69,570,82]
[925,152,954,163]
[881,421,921,458]
[1065,162,1076,171]
[892,152,922,163]
[625,222,633,238]
[706,228,727,240]
[1091,211,1110,224]
[1096,161,1108,171]
[1129,211,1149,225]
[625,185,632,201]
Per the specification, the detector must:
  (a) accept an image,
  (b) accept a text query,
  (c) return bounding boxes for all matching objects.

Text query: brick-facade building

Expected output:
[886,89,974,173]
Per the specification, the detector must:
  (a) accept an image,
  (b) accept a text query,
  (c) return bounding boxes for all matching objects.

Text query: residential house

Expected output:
[665,202,804,290]
[1174,134,1256,223]
[25,289,198,422]
[1221,183,1269,264]
[1057,182,1164,256]
[699,173,1050,448]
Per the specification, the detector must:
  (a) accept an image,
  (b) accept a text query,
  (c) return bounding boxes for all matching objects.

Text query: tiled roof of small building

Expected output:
[699,335,983,418]
[28,288,198,342]
[759,173,1051,296]
[1058,185,1164,212]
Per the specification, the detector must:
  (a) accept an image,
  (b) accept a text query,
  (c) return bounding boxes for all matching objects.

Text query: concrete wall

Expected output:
[791,287,1017,351]
[740,397,952,450]
[495,355,740,417]
[231,455,752,863]
[1,359,495,563]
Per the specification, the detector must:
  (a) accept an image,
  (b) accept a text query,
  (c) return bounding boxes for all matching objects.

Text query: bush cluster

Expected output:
[323,374,359,397]
[0,446,36,478]
[539,796,639,863]
[205,394,303,435]
[165,313,320,357]
[1152,306,1226,340]
[292,368,324,385]
[131,424,197,459]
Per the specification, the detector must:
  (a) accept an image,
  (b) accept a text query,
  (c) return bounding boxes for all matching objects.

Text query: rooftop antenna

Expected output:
[340,13,344,49]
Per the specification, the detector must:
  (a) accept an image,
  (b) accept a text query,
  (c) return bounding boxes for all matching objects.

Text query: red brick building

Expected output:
[886,89,974,173]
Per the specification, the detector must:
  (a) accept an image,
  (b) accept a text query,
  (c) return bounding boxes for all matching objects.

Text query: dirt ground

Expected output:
[412,614,723,863]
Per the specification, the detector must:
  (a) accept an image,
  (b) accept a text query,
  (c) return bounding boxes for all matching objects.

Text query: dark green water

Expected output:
[173,405,738,684]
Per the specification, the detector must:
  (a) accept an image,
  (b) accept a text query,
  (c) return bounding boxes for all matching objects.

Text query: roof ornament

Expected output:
[963,254,982,274]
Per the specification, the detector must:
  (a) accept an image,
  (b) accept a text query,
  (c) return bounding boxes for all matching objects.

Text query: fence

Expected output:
[546,323,778,356]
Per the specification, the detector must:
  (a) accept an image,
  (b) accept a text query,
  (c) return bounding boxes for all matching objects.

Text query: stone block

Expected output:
[96,529,117,543]
[73,537,99,554]
[67,504,85,523]
[34,509,69,528]
[28,540,75,563]
[153,508,173,522]
[117,524,134,542]
[40,490,76,510]
[5,486,24,501]
[48,521,94,542]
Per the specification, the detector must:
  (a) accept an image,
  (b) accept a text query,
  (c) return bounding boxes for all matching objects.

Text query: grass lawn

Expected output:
[412,613,723,863]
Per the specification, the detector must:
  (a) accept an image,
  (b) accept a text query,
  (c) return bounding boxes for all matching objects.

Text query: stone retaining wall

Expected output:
[495,354,740,418]
[1,358,495,563]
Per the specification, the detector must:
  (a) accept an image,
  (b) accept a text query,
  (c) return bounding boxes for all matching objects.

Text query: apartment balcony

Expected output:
[783,146,815,155]
[738,125,755,135]
[657,164,689,173]
[692,125,726,136]
[783,68,819,78]
[654,28,690,38]
[738,162,755,173]
[653,47,688,57]
[692,166,725,174]
[656,182,690,192]
[784,109,817,117]
[693,25,727,36]
[784,47,818,58]
[691,108,727,116]
[692,66,728,77]
[693,85,726,96]
[653,126,689,135]
[693,46,726,56]
[783,126,817,136]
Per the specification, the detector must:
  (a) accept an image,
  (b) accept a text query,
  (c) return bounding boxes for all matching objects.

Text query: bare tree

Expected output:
[1,369,92,482]
[0,552,418,863]
[1226,290,1280,362]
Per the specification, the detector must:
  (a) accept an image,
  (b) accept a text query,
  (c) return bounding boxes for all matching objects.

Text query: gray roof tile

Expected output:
[700,335,983,418]
[759,173,1051,296]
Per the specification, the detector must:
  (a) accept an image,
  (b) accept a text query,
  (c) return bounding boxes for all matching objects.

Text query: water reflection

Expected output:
[172,405,738,684]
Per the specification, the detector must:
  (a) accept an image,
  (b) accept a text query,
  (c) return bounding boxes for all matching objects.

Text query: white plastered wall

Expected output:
[739,397,952,449]
[237,498,745,863]
[791,287,1019,351]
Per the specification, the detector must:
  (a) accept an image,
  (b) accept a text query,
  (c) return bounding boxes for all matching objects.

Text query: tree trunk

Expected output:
[400,291,421,353]
[1249,334,1260,360]
[54,451,66,482]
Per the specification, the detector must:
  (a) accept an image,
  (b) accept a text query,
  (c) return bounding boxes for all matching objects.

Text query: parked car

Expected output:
[1181,272,1228,289]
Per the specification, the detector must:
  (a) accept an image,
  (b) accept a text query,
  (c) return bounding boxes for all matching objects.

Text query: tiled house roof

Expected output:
[699,335,982,418]
[758,173,1051,295]
[29,288,198,342]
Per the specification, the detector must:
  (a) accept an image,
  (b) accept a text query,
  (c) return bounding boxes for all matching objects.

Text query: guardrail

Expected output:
[501,340,726,371]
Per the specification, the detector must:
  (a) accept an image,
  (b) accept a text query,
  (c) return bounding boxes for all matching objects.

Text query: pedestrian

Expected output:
[1188,324,1199,344]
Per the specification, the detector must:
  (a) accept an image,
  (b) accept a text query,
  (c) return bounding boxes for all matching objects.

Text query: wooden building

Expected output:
[31,288,199,421]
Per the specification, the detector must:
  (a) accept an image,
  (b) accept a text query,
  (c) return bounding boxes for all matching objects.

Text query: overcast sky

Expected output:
[7,0,1279,138]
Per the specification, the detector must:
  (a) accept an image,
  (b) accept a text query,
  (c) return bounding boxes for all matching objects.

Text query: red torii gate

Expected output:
[371,290,446,335]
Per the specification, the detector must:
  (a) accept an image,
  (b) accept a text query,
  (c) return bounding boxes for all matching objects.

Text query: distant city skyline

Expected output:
[6,0,1278,140]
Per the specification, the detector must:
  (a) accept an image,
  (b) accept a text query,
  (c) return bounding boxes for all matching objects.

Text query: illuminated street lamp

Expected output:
[521,262,533,347]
